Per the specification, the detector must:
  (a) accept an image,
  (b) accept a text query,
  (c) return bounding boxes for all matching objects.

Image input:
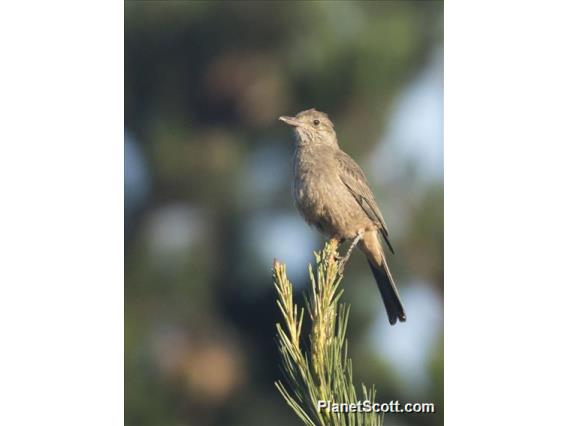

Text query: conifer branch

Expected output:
[273,241,383,426]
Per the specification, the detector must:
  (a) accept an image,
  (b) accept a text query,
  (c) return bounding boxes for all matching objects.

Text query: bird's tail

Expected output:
[367,259,406,325]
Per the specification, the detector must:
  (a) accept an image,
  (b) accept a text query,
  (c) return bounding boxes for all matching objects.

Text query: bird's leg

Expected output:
[338,230,364,272]
[343,231,364,263]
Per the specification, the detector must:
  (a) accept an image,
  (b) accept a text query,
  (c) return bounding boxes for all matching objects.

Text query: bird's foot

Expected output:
[337,231,364,273]
[329,237,345,262]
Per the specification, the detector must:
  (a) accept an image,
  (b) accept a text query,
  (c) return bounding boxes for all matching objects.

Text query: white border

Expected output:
[446,1,568,425]
[0,3,124,425]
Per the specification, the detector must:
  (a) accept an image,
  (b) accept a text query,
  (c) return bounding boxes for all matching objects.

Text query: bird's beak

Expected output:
[279,116,302,127]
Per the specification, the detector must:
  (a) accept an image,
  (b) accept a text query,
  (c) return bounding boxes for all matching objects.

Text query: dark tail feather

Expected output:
[379,228,395,255]
[367,260,406,325]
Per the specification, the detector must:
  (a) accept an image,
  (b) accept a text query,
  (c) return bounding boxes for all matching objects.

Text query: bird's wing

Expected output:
[336,149,394,254]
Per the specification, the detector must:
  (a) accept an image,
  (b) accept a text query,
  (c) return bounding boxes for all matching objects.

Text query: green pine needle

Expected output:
[273,241,382,426]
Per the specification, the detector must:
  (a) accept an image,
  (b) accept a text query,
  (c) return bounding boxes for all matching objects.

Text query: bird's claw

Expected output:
[334,231,364,274]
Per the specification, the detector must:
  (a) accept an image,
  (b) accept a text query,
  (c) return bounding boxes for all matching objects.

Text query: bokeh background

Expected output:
[125,2,443,425]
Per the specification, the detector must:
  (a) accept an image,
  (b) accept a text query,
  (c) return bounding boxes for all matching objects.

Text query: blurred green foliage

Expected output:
[125,2,443,426]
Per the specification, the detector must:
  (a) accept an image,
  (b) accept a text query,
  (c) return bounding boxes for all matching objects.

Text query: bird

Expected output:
[279,108,406,325]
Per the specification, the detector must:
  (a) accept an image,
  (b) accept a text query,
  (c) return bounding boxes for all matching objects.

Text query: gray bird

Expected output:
[279,108,406,325]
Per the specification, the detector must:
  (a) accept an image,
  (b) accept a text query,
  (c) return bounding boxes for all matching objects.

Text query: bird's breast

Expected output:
[292,147,372,238]
[293,151,340,229]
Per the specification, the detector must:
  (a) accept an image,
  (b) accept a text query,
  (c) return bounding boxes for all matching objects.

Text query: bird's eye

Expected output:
[313,119,320,126]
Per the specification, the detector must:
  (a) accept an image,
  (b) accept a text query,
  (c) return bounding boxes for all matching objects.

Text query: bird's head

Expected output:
[279,109,337,147]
